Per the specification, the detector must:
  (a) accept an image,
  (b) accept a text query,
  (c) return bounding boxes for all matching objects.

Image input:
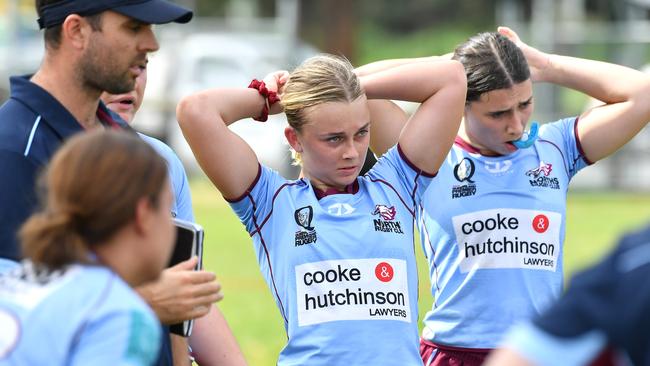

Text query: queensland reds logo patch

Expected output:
[375,262,394,282]
[294,206,317,246]
[295,206,315,230]
[452,158,477,198]
[453,158,476,183]
[372,205,396,221]
[532,214,549,233]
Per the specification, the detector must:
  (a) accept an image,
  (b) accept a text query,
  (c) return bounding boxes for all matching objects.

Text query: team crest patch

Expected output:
[372,205,404,234]
[452,158,477,198]
[525,162,559,189]
[294,206,317,246]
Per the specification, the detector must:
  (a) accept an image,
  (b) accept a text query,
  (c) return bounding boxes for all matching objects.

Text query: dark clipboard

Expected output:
[168,218,204,337]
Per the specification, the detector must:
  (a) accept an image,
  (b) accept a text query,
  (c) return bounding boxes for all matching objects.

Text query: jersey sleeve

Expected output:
[539,117,591,179]
[0,151,40,261]
[227,165,288,235]
[366,145,435,204]
[69,309,161,366]
[165,149,194,222]
[138,133,195,222]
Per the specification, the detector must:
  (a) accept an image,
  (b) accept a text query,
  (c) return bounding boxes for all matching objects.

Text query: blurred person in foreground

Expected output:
[485,224,650,366]
[0,130,174,365]
[101,65,247,366]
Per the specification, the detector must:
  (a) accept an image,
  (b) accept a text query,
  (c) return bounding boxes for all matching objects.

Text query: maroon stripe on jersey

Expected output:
[96,107,122,130]
[453,136,482,154]
[398,144,438,178]
[249,179,304,237]
[419,217,441,307]
[537,138,571,179]
[242,183,294,325]
[573,116,594,165]
[368,177,416,218]
[313,180,359,200]
[252,219,288,325]
[224,164,263,203]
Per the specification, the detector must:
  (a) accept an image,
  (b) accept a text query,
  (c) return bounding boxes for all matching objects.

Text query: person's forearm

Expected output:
[361,60,464,103]
[355,56,441,77]
[177,88,266,128]
[539,55,650,104]
[191,305,248,366]
[171,334,191,366]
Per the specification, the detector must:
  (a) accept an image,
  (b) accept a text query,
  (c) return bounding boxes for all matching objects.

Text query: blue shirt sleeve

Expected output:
[228,165,287,235]
[0,151,40,261]
[69,309,162,366]
[366,145,435,204]
[539,117,591,179]
[138,133,195,222]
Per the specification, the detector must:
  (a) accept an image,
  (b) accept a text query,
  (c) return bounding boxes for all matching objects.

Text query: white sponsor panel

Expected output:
[452,208,561,272]
[295,258,410,327]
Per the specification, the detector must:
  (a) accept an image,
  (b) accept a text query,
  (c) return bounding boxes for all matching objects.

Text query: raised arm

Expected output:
[366,99,409,156]
[177,75,283,199]
[357,56,451,157]
[499,26,650,163]
[360,59,466,174]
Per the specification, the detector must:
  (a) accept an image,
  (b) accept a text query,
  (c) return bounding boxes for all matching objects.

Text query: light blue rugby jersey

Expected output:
[419,117,590,349]
[139,133,194,222]
[0,262,161,366]
[229,146,433,366]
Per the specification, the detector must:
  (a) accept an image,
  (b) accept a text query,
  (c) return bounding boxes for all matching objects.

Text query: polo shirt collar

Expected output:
[9,75,128,138]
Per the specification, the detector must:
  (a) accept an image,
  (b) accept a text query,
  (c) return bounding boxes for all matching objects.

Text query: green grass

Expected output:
[193,178,650,364]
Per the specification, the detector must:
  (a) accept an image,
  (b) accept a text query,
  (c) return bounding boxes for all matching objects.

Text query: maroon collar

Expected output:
[454,136,482,154]
[454,136,507,157]
[313,180,359,200]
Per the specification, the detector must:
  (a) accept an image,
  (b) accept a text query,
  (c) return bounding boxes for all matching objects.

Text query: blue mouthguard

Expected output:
[512,121,539,149]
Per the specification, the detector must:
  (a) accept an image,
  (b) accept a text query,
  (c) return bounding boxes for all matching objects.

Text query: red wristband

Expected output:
[248,79,279,122]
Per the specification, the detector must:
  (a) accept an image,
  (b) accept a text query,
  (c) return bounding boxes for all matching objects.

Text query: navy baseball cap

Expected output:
[38,0,193,29]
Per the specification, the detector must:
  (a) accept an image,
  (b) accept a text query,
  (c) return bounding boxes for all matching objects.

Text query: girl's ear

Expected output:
[284,127,303,153]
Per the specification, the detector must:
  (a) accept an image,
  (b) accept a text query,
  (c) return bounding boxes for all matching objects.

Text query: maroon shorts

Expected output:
[419,338,616,366]
[419,338,490,366]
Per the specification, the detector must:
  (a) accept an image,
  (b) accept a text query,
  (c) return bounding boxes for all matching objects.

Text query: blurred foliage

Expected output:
[190,0,501,62]
[358,0,496,33]
[354,22,486,65]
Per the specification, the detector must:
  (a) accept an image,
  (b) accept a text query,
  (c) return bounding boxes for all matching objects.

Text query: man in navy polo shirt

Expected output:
[0,1,203,365]
[485,224,650,366]
[0,1,191,267]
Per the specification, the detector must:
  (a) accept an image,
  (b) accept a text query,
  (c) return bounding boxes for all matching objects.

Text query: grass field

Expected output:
[191,178,650,365]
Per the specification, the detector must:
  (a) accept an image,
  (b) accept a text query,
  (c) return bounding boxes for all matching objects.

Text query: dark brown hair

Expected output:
[20,130,168,270]
[36,0,103,49]
[452,32,531,103]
